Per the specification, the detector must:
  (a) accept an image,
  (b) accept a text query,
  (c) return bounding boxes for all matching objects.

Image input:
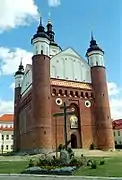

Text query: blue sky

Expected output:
[0,0,121,119]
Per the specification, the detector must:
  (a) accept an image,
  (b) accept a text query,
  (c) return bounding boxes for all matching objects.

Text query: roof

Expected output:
[0,114,14,122]
[112,119,122,130]
[51,79,92,90]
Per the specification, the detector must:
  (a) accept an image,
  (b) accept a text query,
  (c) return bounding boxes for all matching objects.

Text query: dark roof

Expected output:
[86,33,104,55]
[31,17,50,43]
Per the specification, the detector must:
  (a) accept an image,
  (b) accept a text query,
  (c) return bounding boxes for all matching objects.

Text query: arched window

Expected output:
[70,91,74,96]
[41,45,44,54]
[35,45,38,54]
[85,92,89,98]
[75,91,79,97]
[59,89,63,95]
[52,89,56,95]
[65,90,68,96]
[81,92,84,97]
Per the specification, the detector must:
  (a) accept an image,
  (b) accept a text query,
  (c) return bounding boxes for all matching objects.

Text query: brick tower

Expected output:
[14,61,24,151]
[86,33,115,150]
[31,16,52,153]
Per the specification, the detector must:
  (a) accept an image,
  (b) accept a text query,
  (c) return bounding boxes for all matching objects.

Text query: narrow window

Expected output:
[59,89,63,95]
[70,91,73,96]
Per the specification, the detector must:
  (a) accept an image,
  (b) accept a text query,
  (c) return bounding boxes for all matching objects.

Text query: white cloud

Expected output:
[108,82,122,120]
[0,46,32,75]
[107,82,120,96]
[0,99,14,116]
[0,0,39,32]
[47,0,61,7]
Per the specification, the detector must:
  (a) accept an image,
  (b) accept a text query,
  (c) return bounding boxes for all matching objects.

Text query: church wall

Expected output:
[51,85,96,150]
[17,82,96,151]
[18,89,34,150]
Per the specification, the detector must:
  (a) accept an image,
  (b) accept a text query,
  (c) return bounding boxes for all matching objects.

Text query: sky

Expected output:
[0,0,121,119]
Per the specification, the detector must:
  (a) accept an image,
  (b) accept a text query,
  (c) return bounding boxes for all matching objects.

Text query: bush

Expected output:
[90,143,96,150]
[69,158,83,167]
[36,156,62,168]
[87,159,93,166]
[99,159,105,165]
[28,159,34,167]
[91,160,97,169]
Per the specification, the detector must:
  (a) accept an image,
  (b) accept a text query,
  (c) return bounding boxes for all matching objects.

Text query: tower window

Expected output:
[41,50,43,54]
[96,61,98,66]
[41,45,44,50]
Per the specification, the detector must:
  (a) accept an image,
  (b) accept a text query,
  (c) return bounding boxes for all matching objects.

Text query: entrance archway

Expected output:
[71,134,77,148]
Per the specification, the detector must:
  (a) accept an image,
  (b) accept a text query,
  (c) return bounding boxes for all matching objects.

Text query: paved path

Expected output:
[0,175,122,180]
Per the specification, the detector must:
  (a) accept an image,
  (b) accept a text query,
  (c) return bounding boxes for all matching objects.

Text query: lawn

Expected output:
[75,156,122,177]
[0,156,122,177]
[0,161,28,174]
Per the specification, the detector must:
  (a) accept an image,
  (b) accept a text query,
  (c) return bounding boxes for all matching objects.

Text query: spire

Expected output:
[15,58,24,76]
[18,58,24,71]
[31,13,50,43]
[86,31,104,55]
[39,13,43,26]
[91,30,94,41]
[46,16,58,47]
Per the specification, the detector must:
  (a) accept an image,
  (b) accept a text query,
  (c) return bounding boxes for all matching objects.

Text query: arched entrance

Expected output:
[71,134,77,148]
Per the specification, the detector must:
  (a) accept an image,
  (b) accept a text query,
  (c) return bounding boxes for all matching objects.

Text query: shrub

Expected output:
[81,154,87,165]
[28,159,34,167]
[69,158,83,167]
[90,143,96,150]
[87,159,93,166]
[91,160,97,169]
[99,158,105,165]
[37,158,50,167]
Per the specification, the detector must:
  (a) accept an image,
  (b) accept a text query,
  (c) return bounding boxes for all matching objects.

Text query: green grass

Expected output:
[75,156,122,177]
[0,161,28,174]
[0,156,122,177]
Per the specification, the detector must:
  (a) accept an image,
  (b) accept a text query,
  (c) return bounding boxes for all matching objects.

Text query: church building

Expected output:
[13,17,115,153]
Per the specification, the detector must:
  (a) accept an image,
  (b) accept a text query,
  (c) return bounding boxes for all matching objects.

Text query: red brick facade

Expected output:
[13,54,115,153]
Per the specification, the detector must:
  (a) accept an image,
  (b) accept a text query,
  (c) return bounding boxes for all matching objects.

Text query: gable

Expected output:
[20,48,92,96]
[50,47,91,83]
